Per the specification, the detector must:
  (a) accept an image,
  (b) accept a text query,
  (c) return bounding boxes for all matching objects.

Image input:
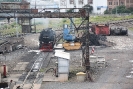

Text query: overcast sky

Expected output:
[28,0,59,2]
[30,0,58,7]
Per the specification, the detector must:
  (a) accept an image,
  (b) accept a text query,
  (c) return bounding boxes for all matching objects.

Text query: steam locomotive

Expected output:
[39,28,56,51]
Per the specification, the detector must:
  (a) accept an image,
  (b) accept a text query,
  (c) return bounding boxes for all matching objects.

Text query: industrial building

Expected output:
[59,0,107,14]
[108,0,133,11]
[90,0,107,14]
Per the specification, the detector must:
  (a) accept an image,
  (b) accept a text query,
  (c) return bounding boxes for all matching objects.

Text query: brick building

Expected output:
[108,0,133,11]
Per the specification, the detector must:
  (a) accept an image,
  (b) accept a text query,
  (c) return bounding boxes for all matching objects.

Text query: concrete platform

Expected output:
[3,74,22,82]
[43,73,69,82]
[33,84,42,89]
[13,62,29,71]
[13,84,41,89]
[43,73,58,82]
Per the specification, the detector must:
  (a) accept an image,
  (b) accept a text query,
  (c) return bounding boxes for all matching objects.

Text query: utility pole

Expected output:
[15,12,18,38]
[85,8,93,81]
[116,0,119,15]
[116,6,117,15]
[34,0,36,33]
[82,6,93,81]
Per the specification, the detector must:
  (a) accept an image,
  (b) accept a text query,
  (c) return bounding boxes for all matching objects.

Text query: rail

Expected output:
[19,52,50,89]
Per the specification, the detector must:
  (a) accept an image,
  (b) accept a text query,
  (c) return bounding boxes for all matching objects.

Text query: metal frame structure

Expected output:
[0,7,92,81]
[0,8,85,18]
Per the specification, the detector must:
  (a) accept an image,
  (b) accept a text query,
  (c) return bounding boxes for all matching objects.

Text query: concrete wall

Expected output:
[58,74,68,82]
[22,25,31,33]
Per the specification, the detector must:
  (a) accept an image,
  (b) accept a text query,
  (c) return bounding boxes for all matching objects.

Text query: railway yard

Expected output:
[0,1,133,89]
[0,26,133,89]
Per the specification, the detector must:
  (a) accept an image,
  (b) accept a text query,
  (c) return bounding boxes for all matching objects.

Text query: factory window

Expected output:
[109,2,112,5]
[79,0,83,4]
[131,0,133,3]
[70,0,74,4]
[88,0,93,4]
[60,0,66,6]
[97,7,101,10]
[114,2,118,5]
[120,2,124,5]
[126,0,129,3]
[109,8,112,11]
[116,2,118,5]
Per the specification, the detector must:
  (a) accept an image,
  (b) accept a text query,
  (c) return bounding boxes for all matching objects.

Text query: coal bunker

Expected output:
[81,33,114,46]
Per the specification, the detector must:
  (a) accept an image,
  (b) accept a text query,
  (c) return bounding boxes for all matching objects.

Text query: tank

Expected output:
[63,25,76,41]
[91,24,110,35]
[121,27,128,35]
[114,27,121,35]
[39,28,56,51]
[62,25,81,50]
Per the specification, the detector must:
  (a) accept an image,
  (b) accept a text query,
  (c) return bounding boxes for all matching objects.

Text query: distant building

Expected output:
[59,0,107,14]
[0,0,22,2]
[108,0,133,11]
[30,0,58,12]
[59,0,88,12]
[89,0,107,14]
[0,0,30,9]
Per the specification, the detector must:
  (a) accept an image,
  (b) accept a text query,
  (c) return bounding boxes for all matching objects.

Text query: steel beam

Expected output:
[0,8,86,18]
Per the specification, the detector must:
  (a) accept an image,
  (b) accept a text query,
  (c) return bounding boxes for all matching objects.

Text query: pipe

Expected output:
[3,65,6,78]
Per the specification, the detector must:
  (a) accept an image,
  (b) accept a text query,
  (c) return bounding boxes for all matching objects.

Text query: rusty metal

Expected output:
[0,8,86,18]
[1,1,30,9]
[81,8,93,81]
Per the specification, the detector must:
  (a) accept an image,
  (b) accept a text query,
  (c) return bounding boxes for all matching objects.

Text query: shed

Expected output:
[55,51,70,81]
[55,51,70,73]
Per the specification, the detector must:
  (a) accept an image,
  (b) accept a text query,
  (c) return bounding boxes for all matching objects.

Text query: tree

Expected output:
[112,5,131,14]
[104,9,111,14]
[128,7,133,13]
[83,4,93,13]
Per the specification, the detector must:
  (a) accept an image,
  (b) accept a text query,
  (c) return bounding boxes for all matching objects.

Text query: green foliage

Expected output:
[104,5,133,14]
[90,15,133,23]
[3,25,8,29]
[0,23,21,35]
[67,8,75,13]
[111,5,132,14]
[83,4,93,13]
[11,23,16,28]
[128,7,133,13]
[63,19,67,23]
[104,9,111,14]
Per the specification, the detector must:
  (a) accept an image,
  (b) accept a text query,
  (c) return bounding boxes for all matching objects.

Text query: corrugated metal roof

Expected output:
[55,51,70,59]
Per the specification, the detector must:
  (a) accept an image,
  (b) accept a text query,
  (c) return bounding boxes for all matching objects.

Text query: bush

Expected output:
[104,10,110,14]
[112,5,132,14]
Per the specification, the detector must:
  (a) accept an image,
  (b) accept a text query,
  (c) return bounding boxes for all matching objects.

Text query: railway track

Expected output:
[12,51,53,89]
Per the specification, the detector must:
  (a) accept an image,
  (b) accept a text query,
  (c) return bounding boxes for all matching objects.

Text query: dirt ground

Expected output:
[1,30,133,89]
[40,32,133,89]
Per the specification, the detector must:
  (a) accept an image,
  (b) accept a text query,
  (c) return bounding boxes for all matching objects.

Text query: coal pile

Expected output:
[81,33,114,46]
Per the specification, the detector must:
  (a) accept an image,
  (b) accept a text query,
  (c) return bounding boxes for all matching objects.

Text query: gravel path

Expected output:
[2,30,133,89]
[40,33,133,89]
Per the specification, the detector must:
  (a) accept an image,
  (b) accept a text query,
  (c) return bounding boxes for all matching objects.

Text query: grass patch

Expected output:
[40,68,46,72]
[0,24,21,35]
[69,67,85,79]
[1,15,133,35]
[90,15,133,23]
[129,27,133,31]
